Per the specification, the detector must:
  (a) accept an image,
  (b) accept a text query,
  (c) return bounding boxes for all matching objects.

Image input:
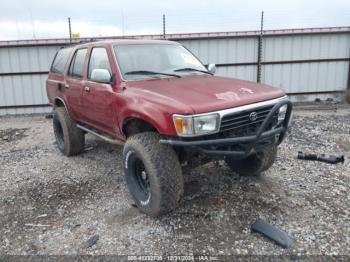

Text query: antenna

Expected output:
[257,11,264,83]
[163,14,166,40]
[28,9,36,39]
[121,10,125,37]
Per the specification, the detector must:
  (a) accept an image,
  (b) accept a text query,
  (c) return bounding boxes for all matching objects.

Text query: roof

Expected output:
[74,39,179,48]
[0,26,349,48]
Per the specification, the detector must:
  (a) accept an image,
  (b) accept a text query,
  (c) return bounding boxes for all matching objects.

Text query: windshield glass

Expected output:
[113,44,207,80]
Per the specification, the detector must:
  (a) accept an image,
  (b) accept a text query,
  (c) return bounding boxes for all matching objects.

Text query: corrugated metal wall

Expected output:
[181,37,257,66]
[1,27,350,115]
[180,37,258,82]
[0,46,59,115]
[179,32,350,103]
[261,34,350,96]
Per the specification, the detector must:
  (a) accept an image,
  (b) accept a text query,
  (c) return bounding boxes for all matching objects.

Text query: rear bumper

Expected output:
[159,99,292,159]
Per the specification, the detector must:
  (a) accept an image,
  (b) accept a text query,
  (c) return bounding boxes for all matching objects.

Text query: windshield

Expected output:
[113,44,208,80]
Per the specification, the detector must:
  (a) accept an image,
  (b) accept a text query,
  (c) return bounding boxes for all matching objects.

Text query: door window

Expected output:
[88,48,112,79]
[68,48,87,79]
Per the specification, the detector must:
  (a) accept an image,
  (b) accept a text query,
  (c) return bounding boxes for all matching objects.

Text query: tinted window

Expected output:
[68,48,87,78]
[88,48,112,79]
[51,47,73,74]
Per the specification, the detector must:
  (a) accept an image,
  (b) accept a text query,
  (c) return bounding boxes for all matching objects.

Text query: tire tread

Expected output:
[123,132,183,216]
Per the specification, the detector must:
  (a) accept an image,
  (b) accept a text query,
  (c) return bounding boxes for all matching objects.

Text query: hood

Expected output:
[125,75,286,114]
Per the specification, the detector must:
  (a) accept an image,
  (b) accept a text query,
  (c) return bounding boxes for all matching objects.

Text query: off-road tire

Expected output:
[123,132,184,217]
[53,107,85,156]
[225,146,277,176]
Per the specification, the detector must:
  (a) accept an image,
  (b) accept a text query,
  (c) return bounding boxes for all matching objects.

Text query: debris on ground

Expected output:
[83,235,99,248]
[0,128,28,142]
[84,146,94,152]
[215,196,224,207]
[297,151,345,164]
[251,219,293,249]
[36,214,48,218]
[24,223,50,228]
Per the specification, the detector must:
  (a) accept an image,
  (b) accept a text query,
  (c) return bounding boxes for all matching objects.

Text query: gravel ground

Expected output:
[0,105,349,257]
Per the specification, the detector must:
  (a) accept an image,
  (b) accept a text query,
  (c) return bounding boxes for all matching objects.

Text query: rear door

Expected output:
[81,46,116,134]
[46,47,73,105]
[65,48,88,120]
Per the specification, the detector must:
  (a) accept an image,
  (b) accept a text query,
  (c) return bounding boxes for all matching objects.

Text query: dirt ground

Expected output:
[0,105,349,257]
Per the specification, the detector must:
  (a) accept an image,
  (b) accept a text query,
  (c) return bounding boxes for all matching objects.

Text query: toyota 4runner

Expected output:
[46,39,292,217]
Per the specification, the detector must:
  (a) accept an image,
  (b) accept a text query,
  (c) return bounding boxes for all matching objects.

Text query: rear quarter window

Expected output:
[50,47,73,74]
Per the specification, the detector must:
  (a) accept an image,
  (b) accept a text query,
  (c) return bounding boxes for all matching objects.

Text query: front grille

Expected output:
[219,105,277,137]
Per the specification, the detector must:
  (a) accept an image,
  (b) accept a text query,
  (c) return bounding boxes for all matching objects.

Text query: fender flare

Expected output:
[120,112,171,137]
[53,97,72,118]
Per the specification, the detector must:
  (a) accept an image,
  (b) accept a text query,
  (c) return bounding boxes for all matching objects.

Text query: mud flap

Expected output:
[251,219,293,248]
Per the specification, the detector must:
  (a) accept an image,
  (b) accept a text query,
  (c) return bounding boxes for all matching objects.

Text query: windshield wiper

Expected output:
[124,70,181,78]
[174,67,212,75]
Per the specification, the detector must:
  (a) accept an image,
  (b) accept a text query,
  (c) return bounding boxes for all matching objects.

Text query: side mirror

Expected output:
[207,64,216,74]
[91,69,112,83]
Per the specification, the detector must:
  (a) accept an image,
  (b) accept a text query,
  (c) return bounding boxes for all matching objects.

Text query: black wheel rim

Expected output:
[133,158,150,196]
[135,159,150,195]
[53,115,64,150]
[127,153,151,204]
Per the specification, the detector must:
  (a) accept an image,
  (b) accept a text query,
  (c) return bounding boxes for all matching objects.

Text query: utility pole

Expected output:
[162,14,166,40]
[68,17,72,43]
[257,11,264,83]
[347,34,350,102]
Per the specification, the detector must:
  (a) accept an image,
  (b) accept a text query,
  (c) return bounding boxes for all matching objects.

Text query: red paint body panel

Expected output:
[124,75,285,114]
[46,40,286,141]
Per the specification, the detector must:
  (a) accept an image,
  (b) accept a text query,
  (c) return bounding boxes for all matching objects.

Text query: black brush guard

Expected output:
[160,100,292,159]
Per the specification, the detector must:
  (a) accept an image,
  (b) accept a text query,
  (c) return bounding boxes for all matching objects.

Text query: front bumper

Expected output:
[159,99,292,159]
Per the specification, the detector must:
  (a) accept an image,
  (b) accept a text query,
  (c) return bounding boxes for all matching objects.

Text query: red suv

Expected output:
[46,39,292,217]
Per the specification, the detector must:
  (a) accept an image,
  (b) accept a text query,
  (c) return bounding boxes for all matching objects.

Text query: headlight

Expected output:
[277,104,288,124]
[194,114,220,134]
[173,113,220,136]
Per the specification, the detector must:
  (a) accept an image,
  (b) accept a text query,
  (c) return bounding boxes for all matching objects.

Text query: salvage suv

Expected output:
[46,39,292,217]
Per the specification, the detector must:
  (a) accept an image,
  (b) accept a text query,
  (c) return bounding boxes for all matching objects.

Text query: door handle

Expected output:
[84,86,91,93]
[57,82,69,90]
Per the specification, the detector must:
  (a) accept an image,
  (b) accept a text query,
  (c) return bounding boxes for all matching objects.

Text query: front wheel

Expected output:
[225,146,277,176]
[123,132,184,217]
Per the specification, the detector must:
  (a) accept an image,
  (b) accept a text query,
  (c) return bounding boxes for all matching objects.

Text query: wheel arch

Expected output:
[122,116,159,138]
[53,97,68,109]
[53,97,74,119]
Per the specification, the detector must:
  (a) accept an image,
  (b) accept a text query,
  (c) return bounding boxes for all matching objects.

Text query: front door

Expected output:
[81,47,116,135]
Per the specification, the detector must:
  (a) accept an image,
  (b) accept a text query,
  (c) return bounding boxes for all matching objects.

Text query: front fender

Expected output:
[118,98,178,136]
[117,86,195,136]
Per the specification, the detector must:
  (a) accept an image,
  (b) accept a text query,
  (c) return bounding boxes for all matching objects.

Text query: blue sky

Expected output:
[0,0,349,40]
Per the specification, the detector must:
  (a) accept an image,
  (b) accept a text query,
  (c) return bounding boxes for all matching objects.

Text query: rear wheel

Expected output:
[123,132,184,217]
[225,146,277,176]
[53,107,85,156]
